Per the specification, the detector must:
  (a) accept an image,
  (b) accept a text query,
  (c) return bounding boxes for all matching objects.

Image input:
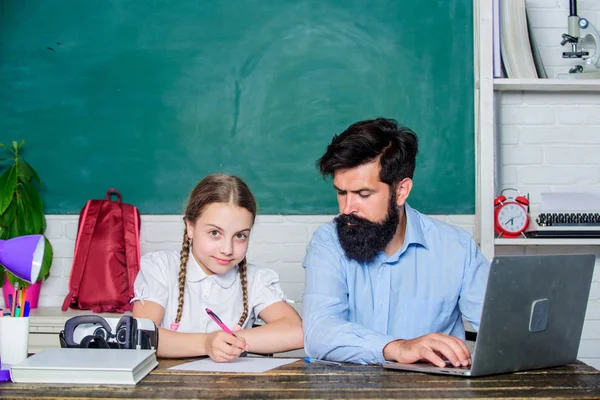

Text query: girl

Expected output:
[132,174,303,361]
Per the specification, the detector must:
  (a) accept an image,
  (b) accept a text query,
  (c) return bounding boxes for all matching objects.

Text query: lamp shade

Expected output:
[0,235,45,283]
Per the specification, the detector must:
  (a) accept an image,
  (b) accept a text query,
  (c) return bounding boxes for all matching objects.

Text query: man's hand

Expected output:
[383,333,471,368]
[204,331,249,362]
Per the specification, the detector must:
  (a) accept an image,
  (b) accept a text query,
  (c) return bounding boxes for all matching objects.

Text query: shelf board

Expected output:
[495,238,600,245]
[494,78,600,92]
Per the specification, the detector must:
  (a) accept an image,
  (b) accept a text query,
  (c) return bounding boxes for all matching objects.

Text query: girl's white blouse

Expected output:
[132,250,287,332]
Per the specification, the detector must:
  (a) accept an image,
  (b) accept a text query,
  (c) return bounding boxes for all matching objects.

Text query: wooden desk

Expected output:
[1,358,600,399]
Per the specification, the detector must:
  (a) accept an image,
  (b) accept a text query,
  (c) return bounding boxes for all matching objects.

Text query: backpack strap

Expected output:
[106,188,122,202]
[61,200,102,311]
[122,202,141,305]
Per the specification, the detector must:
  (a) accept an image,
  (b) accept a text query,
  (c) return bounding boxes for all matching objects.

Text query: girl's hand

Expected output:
[205,331,249,362]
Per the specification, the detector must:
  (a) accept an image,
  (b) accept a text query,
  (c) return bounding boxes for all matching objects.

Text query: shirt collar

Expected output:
[186,254,238,288]
[385,202,429,262]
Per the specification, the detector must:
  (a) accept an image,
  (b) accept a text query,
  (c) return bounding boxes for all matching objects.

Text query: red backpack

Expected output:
[62,189,141,313]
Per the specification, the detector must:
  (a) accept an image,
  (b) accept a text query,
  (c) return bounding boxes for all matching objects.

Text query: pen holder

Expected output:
[0,317,30,365]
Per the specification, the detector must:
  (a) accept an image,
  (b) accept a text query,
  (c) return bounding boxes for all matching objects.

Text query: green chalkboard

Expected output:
[0,0,474,214]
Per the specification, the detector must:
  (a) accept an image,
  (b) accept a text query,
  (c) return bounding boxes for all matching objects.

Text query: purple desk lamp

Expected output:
[0,234,45,382]
[0,235,44,284]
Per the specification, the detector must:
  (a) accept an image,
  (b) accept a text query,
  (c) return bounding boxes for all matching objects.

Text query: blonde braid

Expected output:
[175,229,190,324]
[237,257,249,327]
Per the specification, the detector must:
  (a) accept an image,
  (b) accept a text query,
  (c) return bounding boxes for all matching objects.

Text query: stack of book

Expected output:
[9,348,158,385]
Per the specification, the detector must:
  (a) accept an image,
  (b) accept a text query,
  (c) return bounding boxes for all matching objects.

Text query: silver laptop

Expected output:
[384,254,595,377]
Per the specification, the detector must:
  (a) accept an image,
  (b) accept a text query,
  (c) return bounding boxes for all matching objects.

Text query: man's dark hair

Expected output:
[317,118,419,185]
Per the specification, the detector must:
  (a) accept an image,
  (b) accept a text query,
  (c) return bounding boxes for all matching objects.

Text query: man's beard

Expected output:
[334,194,400,264]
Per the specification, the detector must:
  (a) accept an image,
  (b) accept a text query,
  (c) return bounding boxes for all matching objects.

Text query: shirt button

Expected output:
[378,301,384,306]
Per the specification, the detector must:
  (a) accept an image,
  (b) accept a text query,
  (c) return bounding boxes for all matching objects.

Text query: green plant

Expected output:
[0,140,53,288]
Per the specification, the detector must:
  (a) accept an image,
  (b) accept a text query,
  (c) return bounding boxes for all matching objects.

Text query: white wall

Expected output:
[28,0,600,370]
[38,214,475,308]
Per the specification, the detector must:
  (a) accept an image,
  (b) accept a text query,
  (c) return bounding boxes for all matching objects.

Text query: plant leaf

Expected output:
[8,218,19,238]
[0,223,8,240]
[8,208,27,238]
[0,165,17,215]
[19,160,41,185]
[6,272,28,289]
[0,200,17,233]
[22,181,43,213]
[38,237,53,281]
[16,196,35,235]
[24,182,44,233]
[12,140,17,150]
[0,268,5,287]
[20,183,43,234]
[41,211,46,233]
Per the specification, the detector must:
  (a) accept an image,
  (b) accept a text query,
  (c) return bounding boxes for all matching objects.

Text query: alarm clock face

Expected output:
[497,203,528,234]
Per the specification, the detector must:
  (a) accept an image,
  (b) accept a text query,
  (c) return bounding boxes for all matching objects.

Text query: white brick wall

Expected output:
[498,0,600,370]
[37,213,474,309]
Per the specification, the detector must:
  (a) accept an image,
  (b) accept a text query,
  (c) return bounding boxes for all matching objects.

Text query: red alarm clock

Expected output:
[494,188,530,238]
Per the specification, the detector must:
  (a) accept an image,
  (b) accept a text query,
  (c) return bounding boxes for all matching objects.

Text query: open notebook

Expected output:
[10,348,158,385]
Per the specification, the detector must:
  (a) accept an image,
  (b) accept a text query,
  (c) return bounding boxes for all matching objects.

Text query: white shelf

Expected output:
[495,238,600,246]
[494,78,600,92]
[476,1,600,259]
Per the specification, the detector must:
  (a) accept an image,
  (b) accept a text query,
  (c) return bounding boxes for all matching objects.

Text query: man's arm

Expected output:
[458,237,490,331]
[381,235,484,368]
[382,333,472,368]
[381,236,490,368]
[382,233,491,369]
[302,230,396,365]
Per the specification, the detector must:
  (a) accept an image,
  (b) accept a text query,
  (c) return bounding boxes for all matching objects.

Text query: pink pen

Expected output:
[205,308,235,335]
[206,308,249,354]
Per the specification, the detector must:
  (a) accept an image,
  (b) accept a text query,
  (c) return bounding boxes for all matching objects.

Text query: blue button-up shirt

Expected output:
[302,203,490,365]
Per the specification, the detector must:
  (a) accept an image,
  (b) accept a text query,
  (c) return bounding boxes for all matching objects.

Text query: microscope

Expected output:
[560,0,600,79]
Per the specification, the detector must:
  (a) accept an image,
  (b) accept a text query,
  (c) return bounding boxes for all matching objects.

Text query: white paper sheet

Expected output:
[541,192,600,212]
[169,357,299,373]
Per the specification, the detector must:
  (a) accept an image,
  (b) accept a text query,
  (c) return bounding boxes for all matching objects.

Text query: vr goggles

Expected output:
[59,315,159,350]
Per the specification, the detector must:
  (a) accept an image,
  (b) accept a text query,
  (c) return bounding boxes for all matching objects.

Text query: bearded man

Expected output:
[302,118,489,366]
